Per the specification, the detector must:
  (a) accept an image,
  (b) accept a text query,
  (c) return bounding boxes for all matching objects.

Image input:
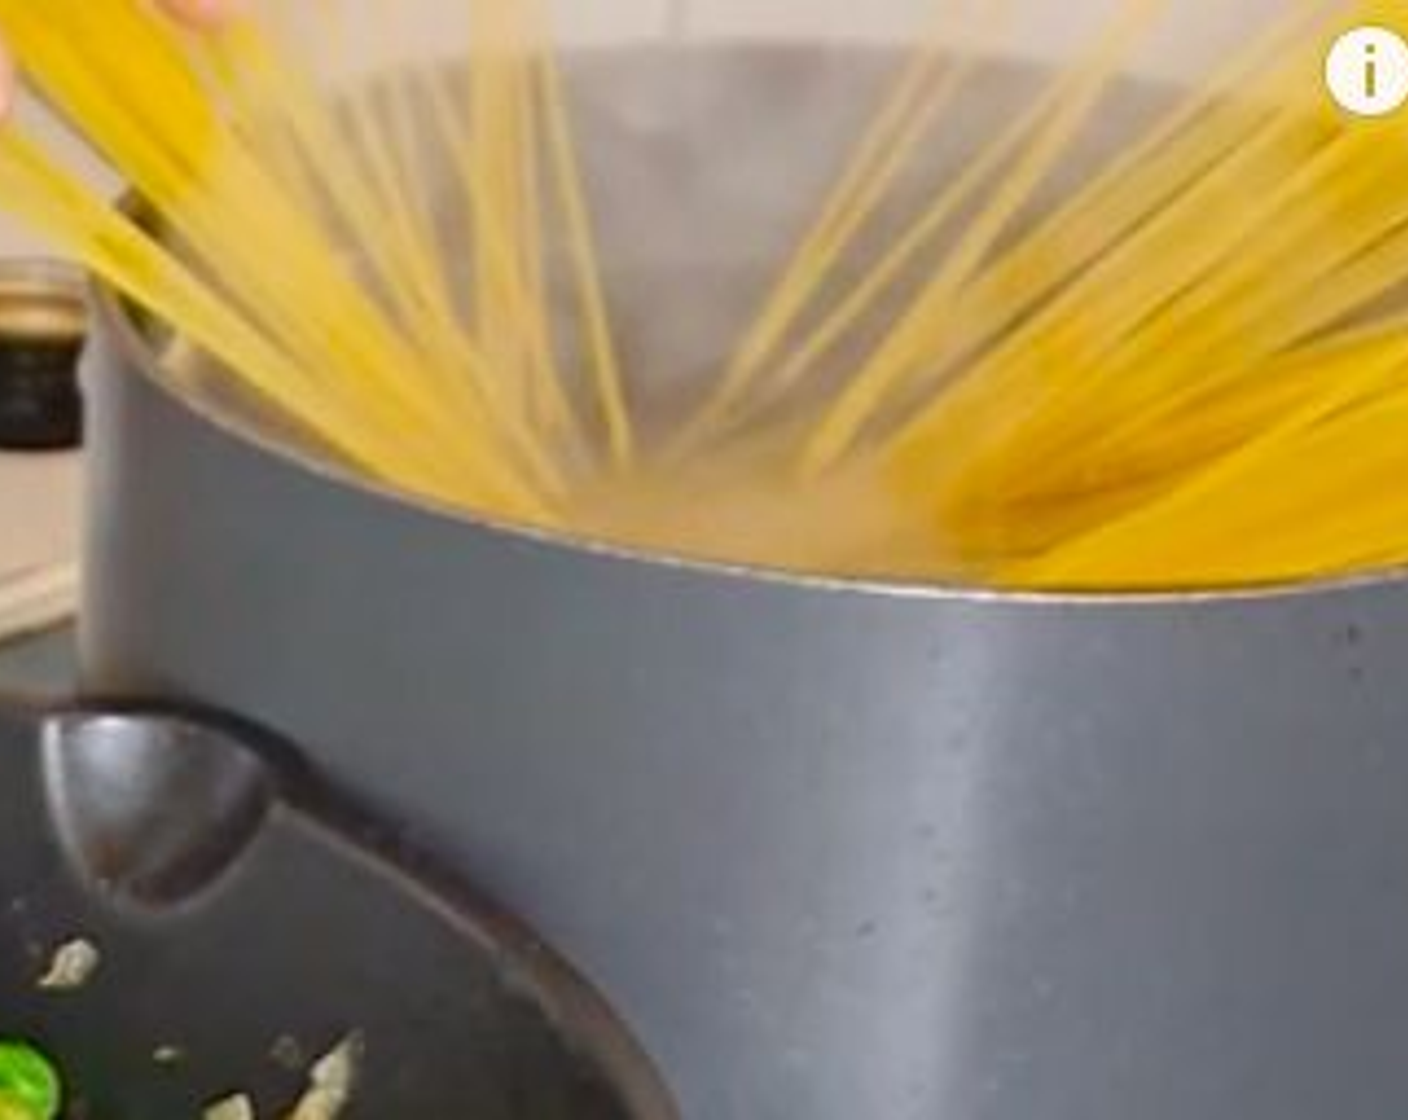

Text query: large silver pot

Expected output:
[73,43,1408,1120]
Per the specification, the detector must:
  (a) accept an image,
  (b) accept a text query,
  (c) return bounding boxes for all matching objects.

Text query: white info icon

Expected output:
[1326,26,1408,117]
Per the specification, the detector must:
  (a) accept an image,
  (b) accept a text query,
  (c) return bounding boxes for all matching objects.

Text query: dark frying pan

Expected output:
[0,698,677,1120]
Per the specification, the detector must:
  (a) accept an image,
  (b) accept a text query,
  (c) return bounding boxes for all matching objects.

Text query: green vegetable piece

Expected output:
[0,1041,60,1120]
[0,1094,42,1120]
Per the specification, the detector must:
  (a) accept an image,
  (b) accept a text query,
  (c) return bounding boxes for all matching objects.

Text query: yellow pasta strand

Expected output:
[5,0,1408,593]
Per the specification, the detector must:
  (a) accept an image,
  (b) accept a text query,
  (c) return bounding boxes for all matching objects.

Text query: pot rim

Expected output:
[89,182,1408,613]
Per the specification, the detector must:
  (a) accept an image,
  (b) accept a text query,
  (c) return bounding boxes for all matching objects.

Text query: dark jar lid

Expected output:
[0,260,87,453]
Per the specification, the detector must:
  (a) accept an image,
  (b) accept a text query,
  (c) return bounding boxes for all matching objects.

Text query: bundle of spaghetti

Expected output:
[0,0,625,524]
[1,0,1406,592]
[685,0,1408,589]
[892,7,1408,589]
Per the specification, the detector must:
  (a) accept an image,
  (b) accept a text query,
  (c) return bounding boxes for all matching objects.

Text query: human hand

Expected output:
[0,0,244,116]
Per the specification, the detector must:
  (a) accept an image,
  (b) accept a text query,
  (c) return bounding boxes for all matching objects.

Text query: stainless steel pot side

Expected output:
[74,48,1408,1120]
[82,298,1408,1120]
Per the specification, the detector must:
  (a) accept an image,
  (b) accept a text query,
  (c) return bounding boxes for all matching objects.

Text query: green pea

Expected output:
[0,1041,60,1120]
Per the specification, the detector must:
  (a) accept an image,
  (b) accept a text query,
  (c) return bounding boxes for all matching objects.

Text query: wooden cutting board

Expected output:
[0,451,81,642]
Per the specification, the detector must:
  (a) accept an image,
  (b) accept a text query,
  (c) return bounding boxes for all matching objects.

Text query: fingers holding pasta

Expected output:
[155,0,247,30]
[0,1,246,118]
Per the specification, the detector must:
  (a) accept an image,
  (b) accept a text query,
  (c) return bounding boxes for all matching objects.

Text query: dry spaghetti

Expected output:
[0,0,1399,591]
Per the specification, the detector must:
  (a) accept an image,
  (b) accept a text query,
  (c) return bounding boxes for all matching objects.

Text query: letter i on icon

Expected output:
[1326,26,1408,117]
